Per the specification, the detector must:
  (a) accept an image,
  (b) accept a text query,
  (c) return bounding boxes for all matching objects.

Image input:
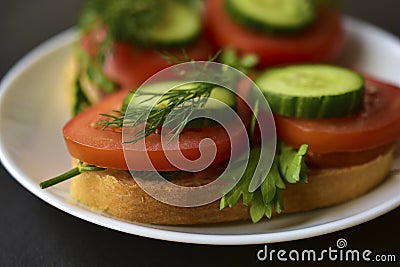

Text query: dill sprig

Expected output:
[99,82,215,143]
[98,48,258,143]
[79,0,201,46]
[156,49,222,65]
[156,49,192,65]
[79,0,164,43]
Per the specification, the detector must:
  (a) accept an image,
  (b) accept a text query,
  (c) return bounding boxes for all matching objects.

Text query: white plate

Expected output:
[1,18,400,245]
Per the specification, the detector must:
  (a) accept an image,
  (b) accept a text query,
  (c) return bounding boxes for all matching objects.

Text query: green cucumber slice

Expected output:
[140,1,202,47]
[205,86,237,110]
[225,0,316,34]
[82,0,202,48]
[256,65,365,118]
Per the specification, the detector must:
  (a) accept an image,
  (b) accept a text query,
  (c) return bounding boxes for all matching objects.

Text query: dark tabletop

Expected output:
[1,1,399,266]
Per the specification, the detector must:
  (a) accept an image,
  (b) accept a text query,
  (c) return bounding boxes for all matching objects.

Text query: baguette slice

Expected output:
[70,148,394,225]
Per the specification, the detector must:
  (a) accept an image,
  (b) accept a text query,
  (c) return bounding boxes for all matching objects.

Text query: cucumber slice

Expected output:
[256,65,365,118]
[141,1,202,47]
[84,0,202,48]
[205,86,237,111]
[226,0,316,34]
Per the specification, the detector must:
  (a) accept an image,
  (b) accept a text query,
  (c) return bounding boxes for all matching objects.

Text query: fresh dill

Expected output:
[98,48,258,143]
[99,82,215,143]
[79,0,164,43]
[79,0,202,46]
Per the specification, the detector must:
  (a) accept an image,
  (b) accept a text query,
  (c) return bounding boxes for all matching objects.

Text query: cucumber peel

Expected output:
[256,65,365,118]
[226,0,316,34]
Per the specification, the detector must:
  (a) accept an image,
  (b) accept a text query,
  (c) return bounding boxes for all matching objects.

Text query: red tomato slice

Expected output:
[80,27,215,90]
[102,35,215,89]
[204,0,344,67]
[63,90,243,170]
[275,76,400,153]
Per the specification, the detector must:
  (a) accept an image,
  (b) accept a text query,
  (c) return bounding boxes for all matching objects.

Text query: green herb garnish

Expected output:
[220,143,308,223]
[220,48,258,75]
[98,48,258,143]
[79,0,162,42]
[75,44,116,95]
[72,78,91,116]
[79,0,201,46]
[99,82,216,143]
[40,162,105,189]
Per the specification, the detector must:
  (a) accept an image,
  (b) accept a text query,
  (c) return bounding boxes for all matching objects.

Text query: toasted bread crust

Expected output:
[70,149,394,225]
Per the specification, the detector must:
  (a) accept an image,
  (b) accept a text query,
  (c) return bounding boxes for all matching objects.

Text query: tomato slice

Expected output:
[80,27,215,90]
[204,0,344,67]
[63,90,243,170]
[101,36,214,89]
[275,76,400,153]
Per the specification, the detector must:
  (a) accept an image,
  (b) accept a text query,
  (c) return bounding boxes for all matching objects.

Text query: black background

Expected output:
[0,1,399,266]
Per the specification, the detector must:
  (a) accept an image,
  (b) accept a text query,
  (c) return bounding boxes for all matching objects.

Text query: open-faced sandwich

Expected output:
[41,0,400,225]
[42,60,400,224]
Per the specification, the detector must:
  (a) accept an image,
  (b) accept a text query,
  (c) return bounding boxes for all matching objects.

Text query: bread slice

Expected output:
[64,54,79,109]
[70,148,394,225]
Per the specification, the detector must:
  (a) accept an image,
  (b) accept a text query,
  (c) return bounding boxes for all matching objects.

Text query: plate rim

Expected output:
[1,18,400,245]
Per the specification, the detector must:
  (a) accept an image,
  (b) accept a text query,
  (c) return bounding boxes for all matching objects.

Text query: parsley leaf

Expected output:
[279,143,309,183]
[220,143,308,223]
